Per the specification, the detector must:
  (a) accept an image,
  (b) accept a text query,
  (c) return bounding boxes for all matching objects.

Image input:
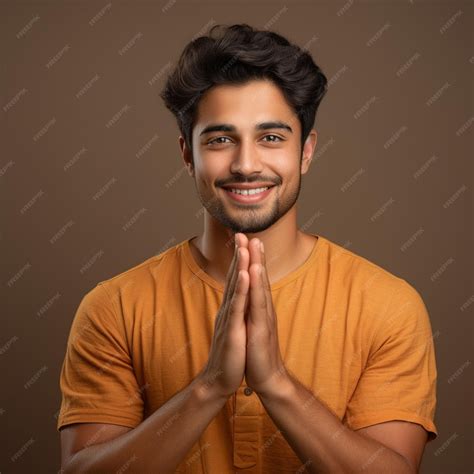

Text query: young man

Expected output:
[58,24,437,473]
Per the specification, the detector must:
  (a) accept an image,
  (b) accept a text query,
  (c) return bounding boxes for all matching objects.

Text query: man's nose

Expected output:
[229,138,263,175]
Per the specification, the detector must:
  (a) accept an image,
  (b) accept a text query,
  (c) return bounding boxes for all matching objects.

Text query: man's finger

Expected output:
[222,234,240,309]
[227,267,249,328]
[226,233,248,307]
[259,240,273,311]
[248,261,267,322]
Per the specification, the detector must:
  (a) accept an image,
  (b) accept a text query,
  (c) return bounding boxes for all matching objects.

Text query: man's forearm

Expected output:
[62,373,228,474]
[257,372,415,473]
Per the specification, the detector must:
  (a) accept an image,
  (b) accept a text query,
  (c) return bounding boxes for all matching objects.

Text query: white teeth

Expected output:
[229,187,269,196]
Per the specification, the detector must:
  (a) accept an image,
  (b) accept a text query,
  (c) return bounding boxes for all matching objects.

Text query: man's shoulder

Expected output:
[321,237,430,343]
[93,237,189,296]
[321,235,410,297]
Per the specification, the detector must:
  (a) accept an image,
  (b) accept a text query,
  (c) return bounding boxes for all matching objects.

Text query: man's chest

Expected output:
[127,290,367,422]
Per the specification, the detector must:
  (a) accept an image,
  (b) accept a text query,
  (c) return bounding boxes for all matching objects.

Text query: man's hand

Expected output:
[199,233,250,399]
[236,234,287,397]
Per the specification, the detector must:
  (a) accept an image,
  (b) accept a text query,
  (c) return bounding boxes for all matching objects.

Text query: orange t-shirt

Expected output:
[57,233,438,472]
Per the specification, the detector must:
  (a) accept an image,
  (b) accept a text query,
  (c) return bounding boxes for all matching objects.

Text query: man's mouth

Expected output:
[226,186,271,196]
[220,184,276,203]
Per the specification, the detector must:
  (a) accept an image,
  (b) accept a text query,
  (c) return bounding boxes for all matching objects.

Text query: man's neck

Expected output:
[189,226,317,287]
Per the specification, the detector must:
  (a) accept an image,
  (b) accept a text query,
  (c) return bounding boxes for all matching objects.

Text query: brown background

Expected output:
[1,0,472,472]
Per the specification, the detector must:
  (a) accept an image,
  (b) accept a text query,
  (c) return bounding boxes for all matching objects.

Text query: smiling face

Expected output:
[180,79,317,234]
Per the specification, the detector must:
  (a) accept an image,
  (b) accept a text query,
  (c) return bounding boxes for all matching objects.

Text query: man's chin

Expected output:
[223,218,276,235]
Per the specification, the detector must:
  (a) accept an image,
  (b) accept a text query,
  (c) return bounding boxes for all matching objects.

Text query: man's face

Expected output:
[185,79,314,234]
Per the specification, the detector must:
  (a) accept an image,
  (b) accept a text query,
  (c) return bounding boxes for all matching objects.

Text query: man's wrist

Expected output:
[255,369,296,402]
[193,372,230,405]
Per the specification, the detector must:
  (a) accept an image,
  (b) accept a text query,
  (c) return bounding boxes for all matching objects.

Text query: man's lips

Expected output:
[220,183,277,190]
[221,185,276,203]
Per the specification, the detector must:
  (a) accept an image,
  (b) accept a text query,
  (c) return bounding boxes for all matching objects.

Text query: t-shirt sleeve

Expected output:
[344,279,438,442]
[57,282,144,431]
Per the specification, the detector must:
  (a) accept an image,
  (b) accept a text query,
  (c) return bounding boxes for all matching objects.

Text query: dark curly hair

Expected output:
[160,23,328,161]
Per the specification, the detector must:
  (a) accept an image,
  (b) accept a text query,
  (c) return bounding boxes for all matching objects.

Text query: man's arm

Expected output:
[242,237,435,473]
[257,372,425,474]
[60,233,251,473]
[61,373,227,473]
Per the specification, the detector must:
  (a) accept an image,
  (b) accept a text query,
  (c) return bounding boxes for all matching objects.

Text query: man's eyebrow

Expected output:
[199,121,293,136]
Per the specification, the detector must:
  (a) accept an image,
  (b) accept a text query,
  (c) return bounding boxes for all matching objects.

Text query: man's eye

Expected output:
[207,135,283,146]
[262,134,283,143]
[207,136,231,145]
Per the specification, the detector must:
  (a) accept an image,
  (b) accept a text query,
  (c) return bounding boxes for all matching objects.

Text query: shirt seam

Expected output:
[97,281,131,355]
[58,411,142,430]
[183,233,324,292]
[366,278,406,362]
[345,408,437,433]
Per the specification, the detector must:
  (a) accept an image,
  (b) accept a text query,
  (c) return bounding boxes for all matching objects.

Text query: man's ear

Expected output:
[179,135,194,177]
[301,130,318,175]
